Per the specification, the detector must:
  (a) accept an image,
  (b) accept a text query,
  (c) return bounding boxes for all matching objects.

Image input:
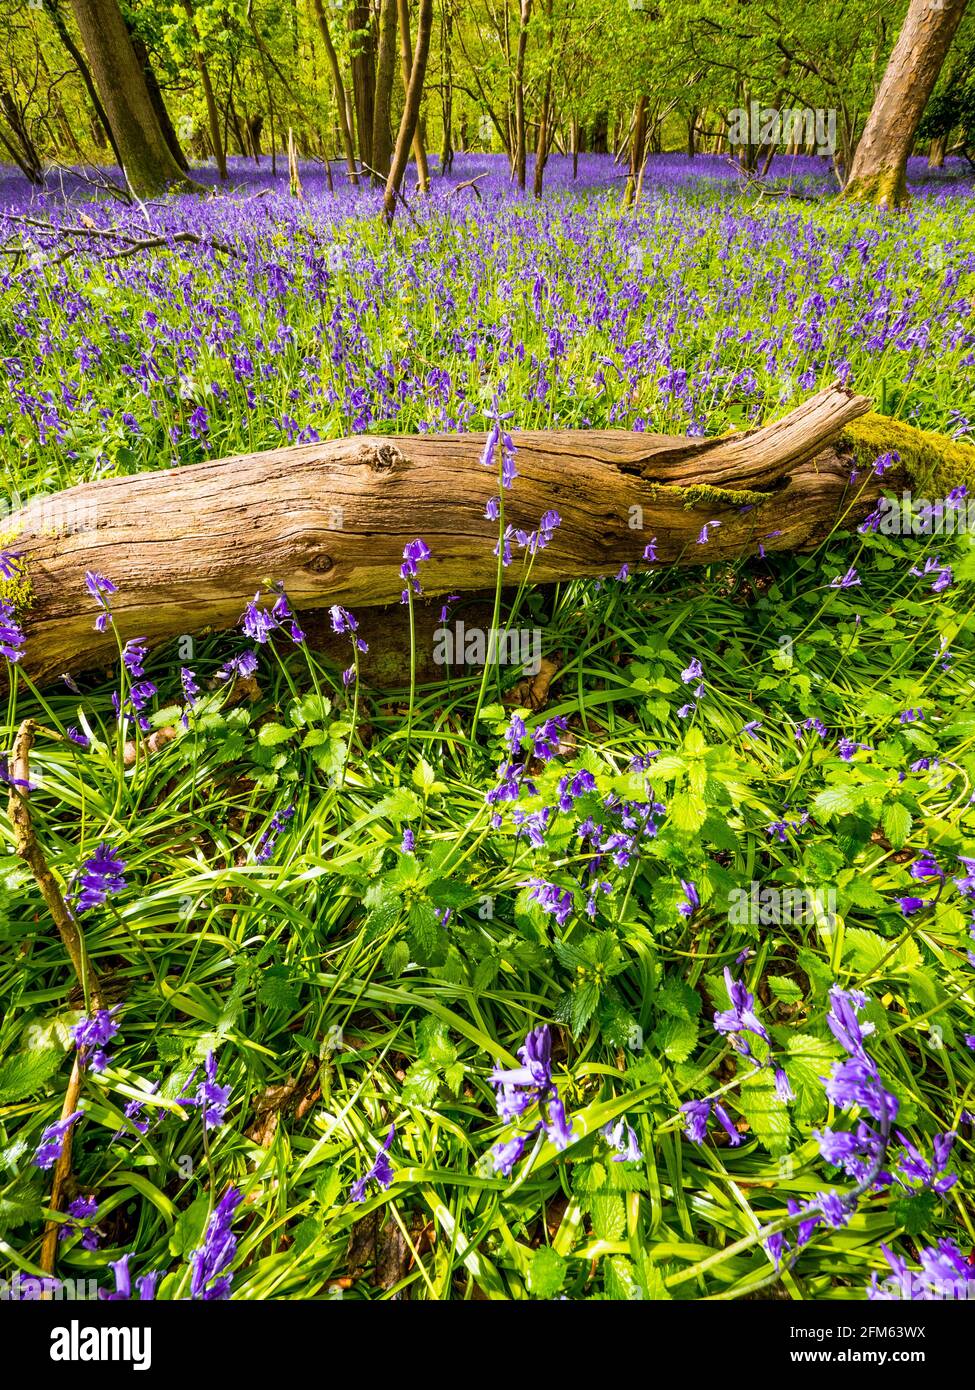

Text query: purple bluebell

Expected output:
[71,842,126,914]
[350,1124,396,1202]
[34,1110,84,1169]
[189,1186,243,1299]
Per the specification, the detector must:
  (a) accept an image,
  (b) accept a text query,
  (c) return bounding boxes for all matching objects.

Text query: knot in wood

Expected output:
[358,441,406,473]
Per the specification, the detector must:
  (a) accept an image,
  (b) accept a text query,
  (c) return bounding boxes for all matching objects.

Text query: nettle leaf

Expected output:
[768,975,804,1005]
[257,966,303,1011]
[590,1193,626,1241]
[843,927,921,976]
[0,1048,63,1103]
[427,877,480,910]
[658,975,702,1019]
[882,802,913,849]
[668,790,707,832]
[812,785,857,820]
[781,1032,837,1122]
[382,939,410,976]
[257,722,294,747]
[891,1189,938,1236]
[416,1016,457,1068]
[738,1074,790,1155]
[527,1246,566,1299]
[401,1058,441,1106]
[0,1182,44,1234]
[406,902,446,966]
[556,981,600,1036]
[651,1013,699,1063]
[169,1195,211,1258]
[362,891,402,943]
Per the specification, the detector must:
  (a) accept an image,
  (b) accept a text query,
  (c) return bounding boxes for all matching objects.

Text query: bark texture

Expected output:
[7,385,972,688]
[68,0,198,194]
[843,0,969,207]
[383,0,433,223]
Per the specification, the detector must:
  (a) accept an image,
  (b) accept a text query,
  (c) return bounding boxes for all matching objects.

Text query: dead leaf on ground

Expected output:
[503,653,561,711]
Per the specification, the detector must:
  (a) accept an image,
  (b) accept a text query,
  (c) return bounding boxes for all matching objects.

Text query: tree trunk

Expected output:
[0,80,44,184]
[397,0,430,192]
[843,0,969,207]
[623,95,646,205]
[348,1,376,170]
[439,0,454,174]
[8,385,971,688]
[371,0,399,181]
[383,0,433,224]
[68,0,198,195]
[128,30,190,173]
[532,0,554,199]
[312,0,359,186]
[928,133,948,168]
[44,0,124,169]
[182,0,226,179]
[513,0,532,189]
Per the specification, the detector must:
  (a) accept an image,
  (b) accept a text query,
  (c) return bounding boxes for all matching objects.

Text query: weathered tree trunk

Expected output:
[397,0,430,192]
[348,1,376,170]
[44,0,124,169]
[383,0,433,224]
[182,0,226,179]
[371,0,399,180]
[513,0,532,189]
[843,0,969,207]
[68,0,198,195]
[128,30,191,174]
[6,385,970,688]
[313,0,359,186]
[532,0,554,199]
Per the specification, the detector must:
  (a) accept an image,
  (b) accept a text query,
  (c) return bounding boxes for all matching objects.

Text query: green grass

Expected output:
[2,173,975,1301]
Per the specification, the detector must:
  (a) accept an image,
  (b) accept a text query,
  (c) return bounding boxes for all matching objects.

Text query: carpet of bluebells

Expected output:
[2,152,975,1301]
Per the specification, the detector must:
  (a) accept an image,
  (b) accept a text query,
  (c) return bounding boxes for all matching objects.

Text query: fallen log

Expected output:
[2,383,973,686]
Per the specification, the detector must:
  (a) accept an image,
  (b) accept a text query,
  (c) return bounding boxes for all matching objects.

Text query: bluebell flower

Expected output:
[71,1006,120,1072]
[71,842,126,914]
[34,1110,84,1169]
[189,1186,243,1299]
[193,1051,232,1130]
[350,1124,396,1202]
[99,1254,158,1301]
[602,1119,642,1163]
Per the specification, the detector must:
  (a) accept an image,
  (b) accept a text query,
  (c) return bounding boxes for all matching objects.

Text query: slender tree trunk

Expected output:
[68,0,197,194]
[843,0,969,206]
[532,0,554,198]
[0,79,45,183]
[312,0,359,185]
[513,0,532,189]
[371,0,398,180]
[348,2,376,169]
[383,0,433,224]
[44,0,123,168]
[623,95,646,205]
[182,0,226,179]
[397,0,430,192]
[440,0,454,174]
[928,133,948,168]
